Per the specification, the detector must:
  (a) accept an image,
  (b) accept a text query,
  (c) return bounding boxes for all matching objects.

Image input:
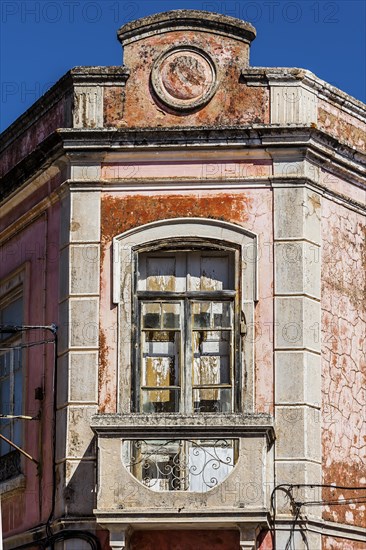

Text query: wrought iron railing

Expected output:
[123,439,238,492]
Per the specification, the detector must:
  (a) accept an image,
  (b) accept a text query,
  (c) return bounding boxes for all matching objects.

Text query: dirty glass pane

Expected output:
[0,421,11,454]
[212,302,231,328]
[188,440,236,491]
[192,330,232,412]
[0,350,11,379]
[193,331,231,384]
[141,329,180,413]
[0,376,10,414]
[141,389,180,413]
[130,439,182,491]
[192,302,211,329]
[162,303,180,329]
[0,297,23,341]
[193,388,232,412]
[142,303,161,329]
[124,439,238,492]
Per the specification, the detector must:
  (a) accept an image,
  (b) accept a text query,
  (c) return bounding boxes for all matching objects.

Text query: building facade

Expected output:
[0,10,365,550]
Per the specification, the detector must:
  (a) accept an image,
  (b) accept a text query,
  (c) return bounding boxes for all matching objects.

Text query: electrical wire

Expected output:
[9,529,102,550]
[271,483,366,550]
[0,339,55,349]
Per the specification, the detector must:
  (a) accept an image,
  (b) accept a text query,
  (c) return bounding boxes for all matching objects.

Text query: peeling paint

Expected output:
[321,198,366,529]
[107,29,269,128]
[318,101,366,153]
[99,329,114,413]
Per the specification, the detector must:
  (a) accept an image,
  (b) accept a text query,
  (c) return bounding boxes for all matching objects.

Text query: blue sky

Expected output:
[1,0,365,132]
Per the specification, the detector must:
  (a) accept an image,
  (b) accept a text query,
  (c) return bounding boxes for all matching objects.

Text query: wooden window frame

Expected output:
[133,247,240,414]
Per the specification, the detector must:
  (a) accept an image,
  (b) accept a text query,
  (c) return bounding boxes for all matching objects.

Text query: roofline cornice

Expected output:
[0,67,130,154]
[1,125,365,204]
[242,67,366,122]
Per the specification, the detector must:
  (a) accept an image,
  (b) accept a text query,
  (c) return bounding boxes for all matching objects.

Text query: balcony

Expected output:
[91,413,275,531]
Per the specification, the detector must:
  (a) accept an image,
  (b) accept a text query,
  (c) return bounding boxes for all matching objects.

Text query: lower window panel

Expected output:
[123,439,238,492]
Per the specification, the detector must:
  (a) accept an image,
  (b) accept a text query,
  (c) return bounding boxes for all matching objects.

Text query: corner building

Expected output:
[0,10,365,550]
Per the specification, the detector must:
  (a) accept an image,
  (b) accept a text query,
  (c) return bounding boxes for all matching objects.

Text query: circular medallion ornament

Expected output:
[151,47,218,111]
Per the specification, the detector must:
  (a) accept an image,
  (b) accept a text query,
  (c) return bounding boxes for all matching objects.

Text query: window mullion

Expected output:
[184,297,192,414]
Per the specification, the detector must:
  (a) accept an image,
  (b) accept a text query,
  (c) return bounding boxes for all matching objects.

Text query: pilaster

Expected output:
[273,183,322,550]
[56,183,101,517]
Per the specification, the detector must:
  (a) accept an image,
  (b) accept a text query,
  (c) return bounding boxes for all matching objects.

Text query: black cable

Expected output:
[290,483,366,491]
[301,497,366,506]
[284,505,300,550]
[0,339,55,349]
[45,329,58,544]
[10,529,102,550]
[270,483,366,550]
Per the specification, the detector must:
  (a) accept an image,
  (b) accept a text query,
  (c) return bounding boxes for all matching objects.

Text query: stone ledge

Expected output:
[91,413,275,446]
[117,10,256,45]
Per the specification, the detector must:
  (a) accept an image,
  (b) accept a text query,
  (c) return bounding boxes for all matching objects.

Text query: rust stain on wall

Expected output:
[98,328,114,412]
[101,193,253,248]
[323,536,366,550]
[104,86,126,126]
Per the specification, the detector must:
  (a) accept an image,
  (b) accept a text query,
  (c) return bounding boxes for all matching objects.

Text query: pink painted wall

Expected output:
[0,201,60,536]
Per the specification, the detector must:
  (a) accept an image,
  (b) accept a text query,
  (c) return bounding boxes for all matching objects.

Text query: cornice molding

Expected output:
[242,68,366,122]
[1,126,364,206]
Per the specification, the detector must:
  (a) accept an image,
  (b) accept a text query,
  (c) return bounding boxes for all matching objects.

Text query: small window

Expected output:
[133,249,240,413]
[0,284,24,481]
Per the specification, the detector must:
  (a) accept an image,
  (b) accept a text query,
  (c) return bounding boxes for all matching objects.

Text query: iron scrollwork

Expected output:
[124,439,237,492]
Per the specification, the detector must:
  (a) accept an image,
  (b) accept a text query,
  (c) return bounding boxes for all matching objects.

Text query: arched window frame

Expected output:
[113,218,257,415]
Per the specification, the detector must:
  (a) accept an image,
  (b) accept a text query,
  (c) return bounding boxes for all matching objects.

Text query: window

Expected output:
[134,249,239,413]
[0,274,24,482]
[114,218,257,415]
[106,219,258,494]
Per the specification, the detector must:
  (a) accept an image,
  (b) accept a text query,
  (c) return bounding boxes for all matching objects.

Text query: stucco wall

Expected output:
[0,202,60,535]
[321,196,365,531]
